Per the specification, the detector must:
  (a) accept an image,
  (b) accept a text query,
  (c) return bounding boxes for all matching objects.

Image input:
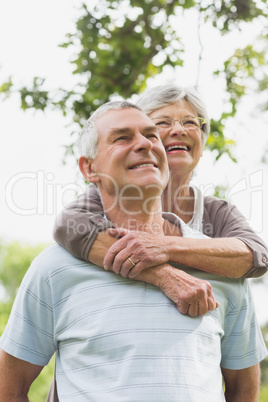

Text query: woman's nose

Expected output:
[170,120,187,135]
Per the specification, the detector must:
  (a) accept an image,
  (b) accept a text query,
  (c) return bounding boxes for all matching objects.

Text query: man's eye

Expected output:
[147,133,158,139]
[114,136,128,142]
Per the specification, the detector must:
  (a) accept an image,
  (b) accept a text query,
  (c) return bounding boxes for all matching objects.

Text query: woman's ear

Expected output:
[78,156,99,183]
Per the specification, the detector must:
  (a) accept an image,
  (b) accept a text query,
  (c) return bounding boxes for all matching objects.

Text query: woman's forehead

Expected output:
[149,99,196,117]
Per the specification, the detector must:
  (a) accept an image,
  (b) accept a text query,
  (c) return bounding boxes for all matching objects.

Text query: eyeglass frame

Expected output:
[151,116,206,131]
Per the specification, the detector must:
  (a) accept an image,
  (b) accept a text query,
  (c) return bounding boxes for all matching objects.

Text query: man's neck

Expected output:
[101,191,165,235]
[100,195,183,238]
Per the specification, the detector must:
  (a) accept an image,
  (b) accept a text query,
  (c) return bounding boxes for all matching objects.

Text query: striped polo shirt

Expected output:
[0,216,267,401]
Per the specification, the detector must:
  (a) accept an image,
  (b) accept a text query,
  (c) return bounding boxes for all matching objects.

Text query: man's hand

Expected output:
[104,228,170,278]
[137,264,219,317]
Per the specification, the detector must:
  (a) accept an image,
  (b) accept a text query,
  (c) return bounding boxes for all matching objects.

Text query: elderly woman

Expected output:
[53,84,268,313]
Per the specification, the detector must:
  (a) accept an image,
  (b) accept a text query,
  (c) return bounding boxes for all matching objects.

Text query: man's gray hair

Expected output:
[79,100,142,159]
[136,84,210,146]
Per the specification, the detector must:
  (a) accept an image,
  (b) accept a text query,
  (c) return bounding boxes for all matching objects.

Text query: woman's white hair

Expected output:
[78,100,142,159]
[136,84,210,146]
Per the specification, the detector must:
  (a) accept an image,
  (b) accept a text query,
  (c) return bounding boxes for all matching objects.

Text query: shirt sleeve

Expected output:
[53,185,114,261]
[0,255,56,366]
[203,196,268,278]
[220,279,267,370]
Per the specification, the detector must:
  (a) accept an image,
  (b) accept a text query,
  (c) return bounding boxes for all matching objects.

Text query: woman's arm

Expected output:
[102,229,253,279]
[53,189,268,279]
[102,197,268,279]
[204,196,268,278]
[53,185,113,260]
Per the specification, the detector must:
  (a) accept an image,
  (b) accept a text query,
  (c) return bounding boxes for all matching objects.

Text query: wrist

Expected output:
[167,236,183,262]
[151,264,172,288]
[163,236,174,262]
[136,264,171,288]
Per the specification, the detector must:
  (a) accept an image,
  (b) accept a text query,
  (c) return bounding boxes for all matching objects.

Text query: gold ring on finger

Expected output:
[128,257,136,267]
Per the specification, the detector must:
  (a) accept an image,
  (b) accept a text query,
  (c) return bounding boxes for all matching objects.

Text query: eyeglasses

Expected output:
[151,116,206,131]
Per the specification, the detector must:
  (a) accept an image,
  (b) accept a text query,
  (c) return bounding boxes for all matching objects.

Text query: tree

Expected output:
[1,0,267,162]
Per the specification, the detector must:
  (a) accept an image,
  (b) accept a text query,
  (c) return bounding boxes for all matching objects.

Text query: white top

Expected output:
[0,214,267,401]
[187,185,204,232]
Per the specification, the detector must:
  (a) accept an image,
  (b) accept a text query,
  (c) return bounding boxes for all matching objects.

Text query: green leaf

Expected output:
[0,77,13,99]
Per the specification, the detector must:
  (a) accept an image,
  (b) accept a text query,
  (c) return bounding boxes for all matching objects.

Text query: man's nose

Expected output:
[134,134,153,151]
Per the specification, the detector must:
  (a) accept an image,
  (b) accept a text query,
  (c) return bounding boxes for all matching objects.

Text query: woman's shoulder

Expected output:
[203,195,238,218]
[202,195,239,237]
[204,194,231,209]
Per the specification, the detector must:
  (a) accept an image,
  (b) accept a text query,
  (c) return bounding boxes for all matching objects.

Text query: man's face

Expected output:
[91,108,169,197]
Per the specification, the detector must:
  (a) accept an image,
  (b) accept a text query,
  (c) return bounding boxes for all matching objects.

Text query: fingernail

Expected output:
[104,264,108,270]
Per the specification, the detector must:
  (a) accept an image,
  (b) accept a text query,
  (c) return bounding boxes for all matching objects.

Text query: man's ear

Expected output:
[78,156,99,183]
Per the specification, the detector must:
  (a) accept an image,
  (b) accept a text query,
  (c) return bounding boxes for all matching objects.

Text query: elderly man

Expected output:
[0,101,266,401]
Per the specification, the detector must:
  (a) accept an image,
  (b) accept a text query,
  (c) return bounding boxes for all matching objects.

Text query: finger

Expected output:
[176,302,189,315]
[111,249,132,274]
[107,228,129,239]
[201,282,218,312]
[207,296,219,312]
[103,238,127,270]
[120,258,137,278]
[187,303,199,317]
[197,298,209,316]
[127,261,143,278]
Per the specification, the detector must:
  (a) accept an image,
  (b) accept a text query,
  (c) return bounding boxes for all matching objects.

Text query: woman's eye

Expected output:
[156,121,170,126]
[184,119,197,126]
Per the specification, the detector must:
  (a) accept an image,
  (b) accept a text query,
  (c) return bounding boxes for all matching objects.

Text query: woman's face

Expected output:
[148,99,203,179]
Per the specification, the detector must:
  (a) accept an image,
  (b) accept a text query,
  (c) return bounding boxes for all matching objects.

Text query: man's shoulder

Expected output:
[31,243,86,274]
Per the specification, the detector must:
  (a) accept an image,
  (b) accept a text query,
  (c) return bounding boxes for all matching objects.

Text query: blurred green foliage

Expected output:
[0,240,55,401]
[0,241,46,301]
[260,385,268,401]
[1,0,268,163]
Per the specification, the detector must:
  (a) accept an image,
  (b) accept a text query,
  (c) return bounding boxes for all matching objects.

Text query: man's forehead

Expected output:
[98,107,147,120]
[96,108,155,133]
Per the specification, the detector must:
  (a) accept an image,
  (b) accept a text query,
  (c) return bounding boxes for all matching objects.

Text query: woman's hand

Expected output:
[103,229,219,316]
[137,263,219,317]
[104,228,171,278]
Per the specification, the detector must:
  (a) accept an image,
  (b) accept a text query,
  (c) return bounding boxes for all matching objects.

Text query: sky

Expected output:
[1,0,268,323]
[1,0,84,244]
